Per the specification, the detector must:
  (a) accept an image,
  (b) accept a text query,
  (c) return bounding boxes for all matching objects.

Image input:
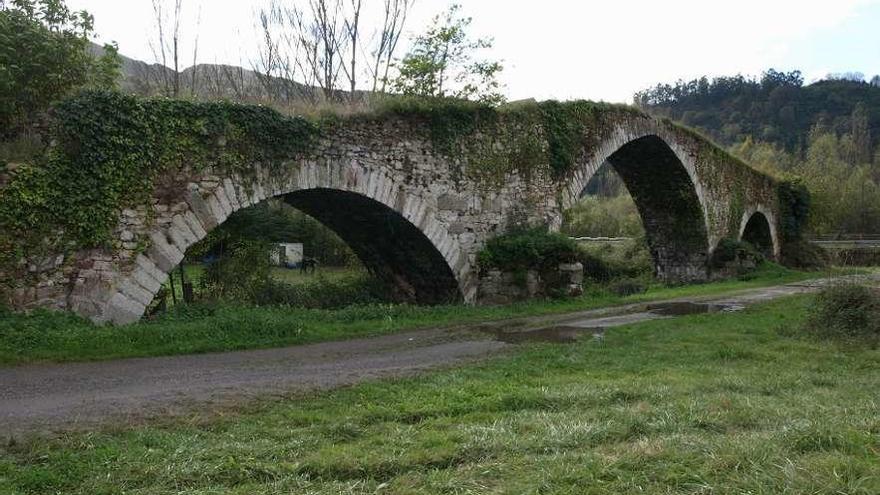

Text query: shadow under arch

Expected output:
[602,135,710,281]
[284,188,462,305]
[740,211,774,258]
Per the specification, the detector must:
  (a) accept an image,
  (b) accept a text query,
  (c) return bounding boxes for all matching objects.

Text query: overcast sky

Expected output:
[68,0,880,103]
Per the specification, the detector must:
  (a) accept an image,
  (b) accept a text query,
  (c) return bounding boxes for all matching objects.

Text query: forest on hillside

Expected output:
[634,70,880,153]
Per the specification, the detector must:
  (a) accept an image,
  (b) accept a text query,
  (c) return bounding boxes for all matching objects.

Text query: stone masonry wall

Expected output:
[4,109,782,325]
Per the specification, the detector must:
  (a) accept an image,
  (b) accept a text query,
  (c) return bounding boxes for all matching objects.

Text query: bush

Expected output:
[478,227,580,272]
[804,284,880,345]
[609,278,648,296]
[201,240,273,301]
[252,276,392,309]
[710,238,764,269]
[780,240,829,269]
[576,237,653,282]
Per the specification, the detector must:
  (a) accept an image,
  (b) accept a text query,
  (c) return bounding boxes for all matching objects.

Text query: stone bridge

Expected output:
[2,95,786,324]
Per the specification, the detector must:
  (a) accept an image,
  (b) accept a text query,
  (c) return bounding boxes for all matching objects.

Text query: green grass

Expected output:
[0,264,859,366]
[160,264,367,306]
[270,266,368,284]
[2,294,879,494]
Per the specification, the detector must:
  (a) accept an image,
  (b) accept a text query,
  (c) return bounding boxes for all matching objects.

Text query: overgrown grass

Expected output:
[159,265,375,309]
[2,294,879,494]
[804,283,880,346]
[0,264,850,366]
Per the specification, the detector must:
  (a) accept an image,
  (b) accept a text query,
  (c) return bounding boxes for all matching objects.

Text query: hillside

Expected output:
[635,70,880,153]
[89,43,326,104]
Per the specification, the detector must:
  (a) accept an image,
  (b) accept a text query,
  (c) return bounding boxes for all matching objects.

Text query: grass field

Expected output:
[159,264,368,305]
[2,294,878,494]
[0,264,850,366]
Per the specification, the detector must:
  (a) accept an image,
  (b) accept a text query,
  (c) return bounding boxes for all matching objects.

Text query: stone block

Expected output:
[437,193,468,212]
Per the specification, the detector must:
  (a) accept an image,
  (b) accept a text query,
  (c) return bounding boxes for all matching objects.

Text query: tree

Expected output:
[148,0,200,97]
[390,3,504,104]
[254,0,415,104]
[255,0,350,102]
[368,0,413,93]
[0,0,120,137]
[850,103,872,164]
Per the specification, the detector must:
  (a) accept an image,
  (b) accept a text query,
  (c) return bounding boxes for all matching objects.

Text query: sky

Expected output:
[67,0,880,103]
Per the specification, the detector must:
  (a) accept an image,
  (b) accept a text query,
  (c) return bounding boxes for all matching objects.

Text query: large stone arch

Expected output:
[563,128,712,282]
[90,160,468,325]
[739,208,779,259]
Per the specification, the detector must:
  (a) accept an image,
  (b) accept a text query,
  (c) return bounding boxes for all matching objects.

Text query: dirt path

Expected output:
[2,274,876,435]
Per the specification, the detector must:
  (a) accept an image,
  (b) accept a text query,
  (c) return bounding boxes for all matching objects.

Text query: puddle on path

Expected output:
[491,326,602,344]
[646,301,744,316]
[489,301,745,344]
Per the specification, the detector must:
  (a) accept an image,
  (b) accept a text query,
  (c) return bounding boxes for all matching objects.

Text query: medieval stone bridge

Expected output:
[3,96,784,324]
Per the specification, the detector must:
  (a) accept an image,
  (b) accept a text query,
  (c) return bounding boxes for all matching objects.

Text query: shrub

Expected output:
[477,227,580,272]
[577,238,652,282]
[252,276,392,309]
[609,278,648,296]
[804,283,880,345]
[201,240,273,301]
[710,238,764,269]
[780,240,829,269]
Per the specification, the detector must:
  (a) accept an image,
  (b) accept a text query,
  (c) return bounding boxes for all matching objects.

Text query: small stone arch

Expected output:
[739,209,778,259]
[94,162,467,324]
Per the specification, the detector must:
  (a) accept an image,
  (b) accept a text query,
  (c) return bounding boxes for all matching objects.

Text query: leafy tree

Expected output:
[850,103,872,164]
[730,136,797,173]
[0,0,120,138]
[731,129,880,236]
[391,3,504,104]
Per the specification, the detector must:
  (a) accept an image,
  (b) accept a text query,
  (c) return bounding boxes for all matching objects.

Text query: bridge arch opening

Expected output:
[572,135,710,282]
[740,211,774,258]
[138,187,462,320]
[283,188,462,304]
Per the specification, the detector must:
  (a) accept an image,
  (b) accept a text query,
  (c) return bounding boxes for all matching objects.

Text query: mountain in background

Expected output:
[89,43,327,105]
[634,70,880,154]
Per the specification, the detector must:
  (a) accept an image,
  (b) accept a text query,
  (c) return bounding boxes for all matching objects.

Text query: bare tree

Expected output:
[252,0,414,104]
[256,0,376,102]
[369,0,413,93]
[253,3,309,104]
[303,0,348,100]
[149,0,199,97]
[340,0,362,98]
[189,5,202,96]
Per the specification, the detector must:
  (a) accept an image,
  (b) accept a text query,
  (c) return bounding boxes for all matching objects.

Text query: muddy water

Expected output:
[647,301,745,316]
[490,301,745,344]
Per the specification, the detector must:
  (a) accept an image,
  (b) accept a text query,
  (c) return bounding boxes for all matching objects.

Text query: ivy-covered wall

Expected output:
[0,91,790,323]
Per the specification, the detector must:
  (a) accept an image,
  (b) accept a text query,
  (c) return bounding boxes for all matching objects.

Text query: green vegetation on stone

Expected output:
[477,227,580,272]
